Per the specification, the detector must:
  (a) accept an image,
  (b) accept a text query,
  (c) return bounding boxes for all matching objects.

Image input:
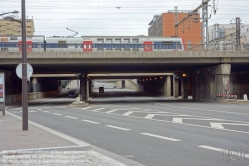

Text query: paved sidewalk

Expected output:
[0,113,127,166]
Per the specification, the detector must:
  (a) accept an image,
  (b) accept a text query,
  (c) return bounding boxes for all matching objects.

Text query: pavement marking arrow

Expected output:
[144,114,155,119]
[123,111,133,116]
[210,122,224,129]
[210,122,249,129]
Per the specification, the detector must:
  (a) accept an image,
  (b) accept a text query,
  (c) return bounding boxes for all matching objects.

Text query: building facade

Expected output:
[209,23,249,44]
[0,18,35,36]
[148,10,202,45]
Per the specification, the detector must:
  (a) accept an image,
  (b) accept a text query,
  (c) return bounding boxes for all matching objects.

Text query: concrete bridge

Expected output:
[0,51,249,102]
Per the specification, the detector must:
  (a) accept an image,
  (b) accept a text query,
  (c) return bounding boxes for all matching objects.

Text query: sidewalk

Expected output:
[0,112,128,166]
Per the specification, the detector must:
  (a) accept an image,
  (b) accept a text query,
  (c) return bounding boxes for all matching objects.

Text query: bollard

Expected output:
[244,94,248,101]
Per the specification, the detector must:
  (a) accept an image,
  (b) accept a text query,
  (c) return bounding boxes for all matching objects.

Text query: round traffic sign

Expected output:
[16,63,33,79]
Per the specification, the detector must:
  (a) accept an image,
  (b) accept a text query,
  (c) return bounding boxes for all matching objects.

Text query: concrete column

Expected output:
[173,78,179,98]
[86,79,89,100]
[80,73,87,102]
[32,77,38,92]
[181,78,188,99]
[122,80,125,89]
[164,76,171,97]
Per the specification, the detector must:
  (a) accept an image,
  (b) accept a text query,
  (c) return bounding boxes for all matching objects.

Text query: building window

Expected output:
[27,26,31,28]
[27,31,31,33]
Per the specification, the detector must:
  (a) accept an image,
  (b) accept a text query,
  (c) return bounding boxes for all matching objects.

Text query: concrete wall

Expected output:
[115,79,139,90]
[5,90,60,105]
[229,72,249,99]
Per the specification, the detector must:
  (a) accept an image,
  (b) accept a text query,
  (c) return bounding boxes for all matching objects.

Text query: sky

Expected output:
[1,0,249,37]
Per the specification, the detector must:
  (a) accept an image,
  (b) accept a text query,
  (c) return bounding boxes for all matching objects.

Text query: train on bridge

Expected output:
[0,36,184,52]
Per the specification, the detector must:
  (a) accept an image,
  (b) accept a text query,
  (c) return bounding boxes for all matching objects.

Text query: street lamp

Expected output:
[3,16,22,23]
[3,2,28,131]
[0,10,19,17]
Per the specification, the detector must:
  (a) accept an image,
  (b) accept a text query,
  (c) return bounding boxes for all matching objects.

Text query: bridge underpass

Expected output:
[1,51,249,103]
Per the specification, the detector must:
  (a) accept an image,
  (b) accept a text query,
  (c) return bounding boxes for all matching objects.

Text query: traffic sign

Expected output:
[16,63,33,79]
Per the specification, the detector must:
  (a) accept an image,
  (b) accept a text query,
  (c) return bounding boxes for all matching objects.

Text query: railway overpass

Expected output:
[1,50,249,102]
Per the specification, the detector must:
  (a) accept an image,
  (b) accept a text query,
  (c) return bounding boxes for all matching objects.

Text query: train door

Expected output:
[18,41,33,52]
[143,41,152,52]
[83,41,92,52]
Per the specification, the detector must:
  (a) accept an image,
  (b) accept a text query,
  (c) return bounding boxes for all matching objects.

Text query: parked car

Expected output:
[99,87,104,93]
[68,91,76,98]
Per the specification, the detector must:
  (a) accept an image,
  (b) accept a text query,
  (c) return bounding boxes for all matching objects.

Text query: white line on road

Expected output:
[36,108,42,111]
[106,109,118,113]
[140,133,181,142]
[105,125,131,131]
[81,107,92,110]
[155,103,249,116]
[144,114,155,119]
[210,122,224,129]
[65,116,79,120]
[82,120,100,124]
[173,118,182,123]
[44,111,50,113]
[91,108,105,112]
[123,111,133,116]
[198,145,249,159]
[53,113,62,116]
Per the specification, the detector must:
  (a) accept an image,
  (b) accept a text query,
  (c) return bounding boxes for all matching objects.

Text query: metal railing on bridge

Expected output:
[0,43,248,52]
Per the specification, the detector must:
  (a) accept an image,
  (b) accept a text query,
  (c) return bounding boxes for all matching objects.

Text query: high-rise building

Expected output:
[209,23,249,44]
[148,10,202,45]
[0,18,35,36]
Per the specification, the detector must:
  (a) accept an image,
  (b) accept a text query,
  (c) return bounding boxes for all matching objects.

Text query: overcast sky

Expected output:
[1,0,248,37]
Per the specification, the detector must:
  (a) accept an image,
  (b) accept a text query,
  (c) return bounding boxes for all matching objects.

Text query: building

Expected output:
[148,10,202,45]
[209,23,249,44]
[0,17,35,36]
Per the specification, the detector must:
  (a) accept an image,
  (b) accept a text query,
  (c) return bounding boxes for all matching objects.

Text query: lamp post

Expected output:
[3,1,28,131]
[0,10,19,17]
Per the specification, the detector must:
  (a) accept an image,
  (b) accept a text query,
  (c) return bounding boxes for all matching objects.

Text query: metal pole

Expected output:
[174,6,178,37]
[236,17,241,51]
[22,0,28,130]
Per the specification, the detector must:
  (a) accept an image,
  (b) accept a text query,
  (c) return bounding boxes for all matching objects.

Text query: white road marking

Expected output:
[140,133,181,142]
[53,113,62,116]
[29,110,37,113]
[105,125,131,131]
[82,120,100,124]
[173,118,182,123]
[123,111,133,116]
[44,111,50,113]
[72,107,249,134]
[36,108,42,111]
[106,109,118,113]
[144,114,155,119]
[91,108,105,112]
[210,122,224,129]
[155,103,249,116]
[198,145,249,159]
[81,107,92,110]
[65,116,79,120]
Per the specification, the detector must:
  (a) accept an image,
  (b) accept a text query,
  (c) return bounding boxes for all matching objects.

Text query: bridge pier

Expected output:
[173,77,179,98]
[121,80,125,89]
[192,64,231,100]
[79,73,87,102]
[164,75,171,97]
[181,77,188,99]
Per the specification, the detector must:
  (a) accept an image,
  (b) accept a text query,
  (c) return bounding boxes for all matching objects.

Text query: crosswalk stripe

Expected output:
[144,114,155,119]
[106,109,118,113]
[123,111,133,116]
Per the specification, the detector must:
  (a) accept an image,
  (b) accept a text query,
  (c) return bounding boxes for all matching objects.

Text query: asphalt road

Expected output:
[8,88,249,166]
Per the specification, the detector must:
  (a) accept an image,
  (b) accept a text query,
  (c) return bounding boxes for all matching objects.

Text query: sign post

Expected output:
[0,73,5,116]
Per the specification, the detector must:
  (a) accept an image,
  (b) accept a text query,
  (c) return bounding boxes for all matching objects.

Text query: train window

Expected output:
[115,39,121,43]
[97,39,104,43]
[123,39,130,43]
[132,39,139,43]
[106,39,112,43]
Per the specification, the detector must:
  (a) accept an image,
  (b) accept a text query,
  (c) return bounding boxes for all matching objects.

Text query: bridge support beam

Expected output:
[121,80,125,89]
[181,78,188,99]
[80,73,87,102]
[31,77,38,92]
[173,78,179,98]
[192,64,231,100]
[164,76,171,97]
